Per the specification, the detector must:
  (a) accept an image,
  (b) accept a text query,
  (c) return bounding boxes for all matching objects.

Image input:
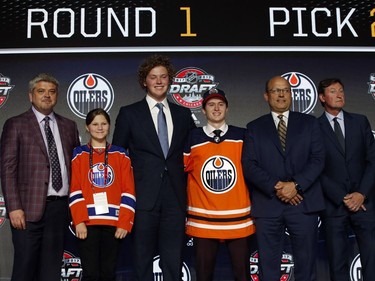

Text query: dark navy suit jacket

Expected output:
[112,98,196,211]
[318,110,375,216]
[242,111,325,217]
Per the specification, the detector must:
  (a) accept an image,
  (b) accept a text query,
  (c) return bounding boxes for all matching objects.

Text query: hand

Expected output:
[343,192,366,212]
[275,181,298,203]
[288,194,304,206]
[9,209,26,230]
[115,228,128,239]
[75,222,88,239]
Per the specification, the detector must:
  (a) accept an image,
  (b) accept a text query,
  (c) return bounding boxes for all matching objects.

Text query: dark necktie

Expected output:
[333,117,345,151]
[44,116,62,192]
[213,129,222,143]
[278,115,287,151]
[156,103,169,158]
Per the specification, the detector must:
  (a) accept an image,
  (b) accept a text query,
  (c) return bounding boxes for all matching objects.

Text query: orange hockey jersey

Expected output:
[69,144,136,232]
[184,126,255,239]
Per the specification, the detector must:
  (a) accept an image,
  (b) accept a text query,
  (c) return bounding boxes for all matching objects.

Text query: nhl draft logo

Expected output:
[350,254,362,281]
[367,73,375,100]
[0,73,14,108]
[89,163,114,188]
[281,72,317,114]
[250,250,294,281]
[67,73,114,119]
[153,255,191,281]
[201,156,237,194]
[61,251,83,281]
[0,194,6,228]
[169,67,218,109]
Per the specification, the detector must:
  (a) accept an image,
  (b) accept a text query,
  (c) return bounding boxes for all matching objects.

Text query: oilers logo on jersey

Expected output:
[200,155,237,194]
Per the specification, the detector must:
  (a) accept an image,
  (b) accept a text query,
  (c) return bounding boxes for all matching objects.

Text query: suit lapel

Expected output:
[319,113,345,156]
[342,111,354,158]
[168,101,180,156]
[265,114,285,155]
[55,114,71,164]
[139,99,165,157]
[285,112,303,156]
[27,109,49,158]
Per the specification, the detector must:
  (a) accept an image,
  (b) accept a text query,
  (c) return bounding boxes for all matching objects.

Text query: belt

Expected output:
[46,195,68,202]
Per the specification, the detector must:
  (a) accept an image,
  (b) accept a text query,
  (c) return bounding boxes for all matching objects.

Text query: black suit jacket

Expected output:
[112,98,196,211]
[319,110,375,216]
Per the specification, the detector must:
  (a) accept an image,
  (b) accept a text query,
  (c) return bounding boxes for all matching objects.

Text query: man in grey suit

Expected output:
[318,78,375,281]
[1,73,80,281]
[112,55,195,280]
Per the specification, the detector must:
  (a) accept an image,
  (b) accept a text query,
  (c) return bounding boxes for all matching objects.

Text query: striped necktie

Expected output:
[278,114,287,151]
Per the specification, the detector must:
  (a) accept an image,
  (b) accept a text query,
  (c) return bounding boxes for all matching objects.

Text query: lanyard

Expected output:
[89,143,109,188]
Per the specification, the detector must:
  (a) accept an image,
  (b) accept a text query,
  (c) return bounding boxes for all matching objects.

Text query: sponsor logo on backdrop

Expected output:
[350,254,362,281]
[153,255,191,281]
[0,194,6,228]
[201,156,237,194]
[0,74,14,108]
[367,73,375,100]
[67,73,114,119]
[61,251,83,281]
[250,250,294,281]
[281,72,317,114]
[169,67,218,109]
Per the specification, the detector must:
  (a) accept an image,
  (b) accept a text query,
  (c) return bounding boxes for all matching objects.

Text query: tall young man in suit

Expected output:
[318,78,375,281]
[242,76,325,281]
[112,54,196,280]
[1,73,80,281]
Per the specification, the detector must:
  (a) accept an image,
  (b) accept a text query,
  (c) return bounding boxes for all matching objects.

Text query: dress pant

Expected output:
[323,210,375,281]
[10,198,69,281]
[78,225,121,281]
[255,205,319,281]
[132,174,186,281]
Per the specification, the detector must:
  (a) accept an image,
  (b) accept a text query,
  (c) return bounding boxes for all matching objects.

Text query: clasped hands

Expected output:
[343,192,366,212]
[275,181,303,206]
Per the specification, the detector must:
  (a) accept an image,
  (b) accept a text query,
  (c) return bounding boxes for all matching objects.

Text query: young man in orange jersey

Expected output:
[184,88,255,281]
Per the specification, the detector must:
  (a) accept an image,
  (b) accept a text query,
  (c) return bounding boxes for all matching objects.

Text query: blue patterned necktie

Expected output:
[156,103,169,158]
[44,116,62,192]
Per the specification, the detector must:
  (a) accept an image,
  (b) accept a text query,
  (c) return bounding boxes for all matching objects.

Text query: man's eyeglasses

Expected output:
[267,88,291,94]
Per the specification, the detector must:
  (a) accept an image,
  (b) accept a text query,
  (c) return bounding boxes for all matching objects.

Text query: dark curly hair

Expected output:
[137,54,175,91]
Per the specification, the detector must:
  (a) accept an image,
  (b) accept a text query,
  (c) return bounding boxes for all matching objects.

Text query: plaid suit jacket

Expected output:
[0,108,80,221]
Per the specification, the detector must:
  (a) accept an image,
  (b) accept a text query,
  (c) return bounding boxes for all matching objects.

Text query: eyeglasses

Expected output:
[267,88,291,94]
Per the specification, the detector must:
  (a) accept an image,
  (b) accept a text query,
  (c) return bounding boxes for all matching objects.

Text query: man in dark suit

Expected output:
[1,73,80,281]
[112,55,195,281]
[242,76,325,281]
[318,78,375,281]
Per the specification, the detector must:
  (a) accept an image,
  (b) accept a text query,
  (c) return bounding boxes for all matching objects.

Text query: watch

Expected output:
[294,181,303,194]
